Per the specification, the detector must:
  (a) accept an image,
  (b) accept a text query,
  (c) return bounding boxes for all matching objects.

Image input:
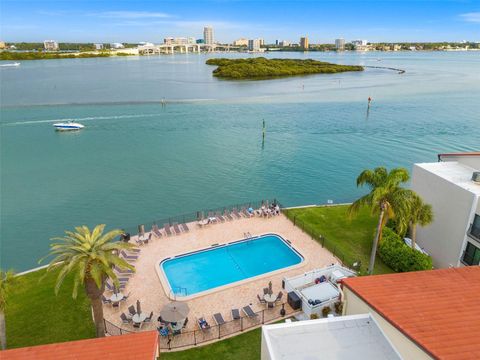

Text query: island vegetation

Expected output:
[206,57,364,79]
[0,51,134,61]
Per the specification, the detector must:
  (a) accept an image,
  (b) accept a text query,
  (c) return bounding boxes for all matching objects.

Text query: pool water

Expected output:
[160,234,303,297]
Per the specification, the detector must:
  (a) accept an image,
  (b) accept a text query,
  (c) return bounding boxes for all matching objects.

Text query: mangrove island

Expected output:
[206,57,364,80]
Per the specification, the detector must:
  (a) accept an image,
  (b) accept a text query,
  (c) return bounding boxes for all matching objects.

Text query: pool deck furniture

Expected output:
[215,211,225,222]
[152,224,163,238]
[231,308,240,320]
[144,311,154,323]
[257,294,267,304]
[164,224,172,236]
[103,213,339,338]
[275,291,283,303]
[242,305,257,318]
[223,210,233,221]
[132,312,148,324]
[180,223,189,232]
[110,292,125,303]
[197,317,211,330]
[264,293,277,308]
[102,295,111,304]
[120,313,131,324]
[213,313,225,326]
[128,305,136,317]
[173,223,182,234]
[120,251,139,260]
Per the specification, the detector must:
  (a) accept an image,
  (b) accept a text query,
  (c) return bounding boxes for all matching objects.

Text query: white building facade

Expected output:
[335,38,345,51]
[248,39,262,51]
[43,40,59,51]
[203,26,214,45]
[411,153,480,268]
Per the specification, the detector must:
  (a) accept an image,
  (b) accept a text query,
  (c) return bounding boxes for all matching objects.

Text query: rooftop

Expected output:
[415,161,480,195]
[342,266,480,360]
[2,331,158,360]
[262,314,401,360]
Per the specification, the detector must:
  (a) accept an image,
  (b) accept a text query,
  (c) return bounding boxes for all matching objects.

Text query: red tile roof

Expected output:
[342,266,480,360]
[1,331,159,360]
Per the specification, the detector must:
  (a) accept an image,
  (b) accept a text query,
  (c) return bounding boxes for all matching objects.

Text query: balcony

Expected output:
[468,214,480,243]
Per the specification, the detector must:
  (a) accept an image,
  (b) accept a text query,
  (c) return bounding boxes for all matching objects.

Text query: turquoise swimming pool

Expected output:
[160,234,303,297]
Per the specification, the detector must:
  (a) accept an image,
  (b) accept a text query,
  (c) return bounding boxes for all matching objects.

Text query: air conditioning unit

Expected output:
[472,172,480,184]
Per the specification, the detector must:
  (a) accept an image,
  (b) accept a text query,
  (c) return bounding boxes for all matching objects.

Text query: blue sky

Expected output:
[1,0,479,43]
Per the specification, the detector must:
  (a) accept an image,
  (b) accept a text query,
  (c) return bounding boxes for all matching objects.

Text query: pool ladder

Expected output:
[170,287,188,300]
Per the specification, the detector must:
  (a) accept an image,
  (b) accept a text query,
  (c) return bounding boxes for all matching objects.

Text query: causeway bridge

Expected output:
[138,43,239,55]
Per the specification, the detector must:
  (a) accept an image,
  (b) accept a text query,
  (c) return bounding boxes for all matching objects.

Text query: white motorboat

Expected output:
[53,121,85,131]
[0,62,20,67]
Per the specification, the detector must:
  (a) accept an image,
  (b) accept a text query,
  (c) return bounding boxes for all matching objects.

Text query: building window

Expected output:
[470,214,480,240]
[462,242,480,266]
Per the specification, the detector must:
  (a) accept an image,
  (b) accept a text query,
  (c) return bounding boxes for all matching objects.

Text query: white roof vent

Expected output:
[472,172,480,184]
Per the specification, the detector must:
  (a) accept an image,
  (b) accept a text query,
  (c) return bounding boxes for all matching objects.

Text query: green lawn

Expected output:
[162,327,262,360]
[6,268,95,349]
[284,205,394,274]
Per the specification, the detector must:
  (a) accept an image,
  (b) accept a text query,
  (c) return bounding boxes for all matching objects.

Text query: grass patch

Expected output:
[5,268,95,349]
[162,326,263,360]
[284,205,394,274]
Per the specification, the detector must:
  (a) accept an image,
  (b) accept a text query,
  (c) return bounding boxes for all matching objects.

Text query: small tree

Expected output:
[42,224,135,337]
[0,270,16,350]
[409,194,434,250]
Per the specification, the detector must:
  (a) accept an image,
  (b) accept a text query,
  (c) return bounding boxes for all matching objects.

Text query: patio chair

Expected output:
[173,223,182,234]
[231,308,240,320]
[242,305,258,318]
[120,292,131,303]
[102,295,111,305]
[223,209,233,221]
[213,313,225,326]
[128,305,136,317]
[197,317,210,330]
[182,317,189,328]
[242,207,254,218]
[180,222,189,232]
[112,301,120,308]
[158,326,169,337]
[152,224,163,238]
[120,250,138,260]
[257,294,266,304]
[105,282,126,292]
[233,208,245,218]
[120,313,131,324]
[144,311,154,323]
[215,211,225,222]
[135,237,144,246]
[275,291,283,302]
[164,223,172,236]
[263,287,269,295]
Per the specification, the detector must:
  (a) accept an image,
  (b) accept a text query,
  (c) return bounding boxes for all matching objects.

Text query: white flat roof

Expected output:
[262,314,401,360]
[415,161,480,195]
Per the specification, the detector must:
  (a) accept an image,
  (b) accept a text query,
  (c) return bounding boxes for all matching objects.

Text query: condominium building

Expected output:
[335,38,345,51]
[110,43,125,49]
[233,38,249,46]
[203,26,214,45]
[259,38,265,46]
[43,40,59,51]
[279,40,290,47]
[411,152,480,268]
[352,39,368,46]
[0,41,6,49]
[248,39,262,52]
[94,43,104,50]
[300,36,309,49]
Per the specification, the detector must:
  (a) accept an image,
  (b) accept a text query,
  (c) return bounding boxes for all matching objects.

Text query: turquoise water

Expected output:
[1,51,479,271]
[161,234,303,296]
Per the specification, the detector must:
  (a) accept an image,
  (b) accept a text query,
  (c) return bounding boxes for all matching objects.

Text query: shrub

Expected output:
[378,227,433,272]
[310,313,319,320]
[322,306,331,317]
[334,301,343,314]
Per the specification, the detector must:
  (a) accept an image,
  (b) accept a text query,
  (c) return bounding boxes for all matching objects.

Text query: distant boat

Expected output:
[53,121,85,131]
[0,62,20,67]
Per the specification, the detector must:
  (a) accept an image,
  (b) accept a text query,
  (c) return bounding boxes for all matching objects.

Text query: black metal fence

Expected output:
[283,207,362,273]
[122,199,281,236]
[104,302,295,350]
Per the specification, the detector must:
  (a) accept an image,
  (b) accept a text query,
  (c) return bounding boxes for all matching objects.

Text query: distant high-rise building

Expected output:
[203,26,214,45]
[275,40,279,45]
[248,39,261,51]
[258,38,265,46]
[233,38,249,46]
[352,39,368,46]
[164,37,175,45]
[335,38,345,51]
[0,41,6,49]
[43,40,59,51]
[110,42,125,49]
[300,36,309,50]
[279,40,290,47]
[94,43,104,50]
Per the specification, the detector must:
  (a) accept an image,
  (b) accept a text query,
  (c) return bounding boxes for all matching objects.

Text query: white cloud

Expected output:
[460,12,480,23]
[97,11,171,19]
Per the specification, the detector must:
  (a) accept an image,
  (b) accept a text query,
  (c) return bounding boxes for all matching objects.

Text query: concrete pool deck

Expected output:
[103,213,338,335]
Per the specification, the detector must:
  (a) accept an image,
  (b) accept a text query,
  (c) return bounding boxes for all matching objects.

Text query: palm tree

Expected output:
[0,269,16,350]
[348,167,413,274]
[408,194,434,250]
[42,224,135,337]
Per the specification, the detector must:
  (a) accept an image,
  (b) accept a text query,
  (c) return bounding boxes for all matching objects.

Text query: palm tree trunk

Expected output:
[85,278,106,337]
[0,310,6,350]
[411,223,417,250]
[368,207,385,274]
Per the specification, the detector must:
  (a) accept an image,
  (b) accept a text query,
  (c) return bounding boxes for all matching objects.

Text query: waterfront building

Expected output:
[164,37,174,45]
[233,38,249,46]
[43,40,59,51]
[300,36,309,50]
[0,41,6,49]
[352,39,368,46]
[94,43,104,50]
[110,42,125,49]
[335,38,345,51]
[204,26,214,45]
[279,40,290,47]
[248,38,262,51]
[196,39,204,44]
[411,152,480,268]
[259,38,265,46]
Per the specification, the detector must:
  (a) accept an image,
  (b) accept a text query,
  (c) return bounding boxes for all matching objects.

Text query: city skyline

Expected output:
[1,0,479,43]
